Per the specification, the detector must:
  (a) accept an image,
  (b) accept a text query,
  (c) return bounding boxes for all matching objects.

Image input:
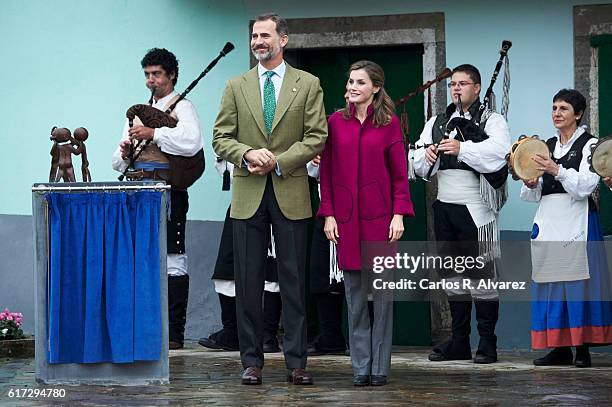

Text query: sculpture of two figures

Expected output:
[49,126,91,182]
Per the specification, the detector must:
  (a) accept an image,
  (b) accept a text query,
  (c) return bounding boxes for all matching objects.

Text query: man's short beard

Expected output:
[251,46,280,62]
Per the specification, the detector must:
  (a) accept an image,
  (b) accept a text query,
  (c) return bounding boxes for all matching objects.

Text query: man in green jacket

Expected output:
[212,13,327,385]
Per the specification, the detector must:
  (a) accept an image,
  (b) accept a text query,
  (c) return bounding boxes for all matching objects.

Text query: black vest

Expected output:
[542,132,594,195]
[432,101,486,172]
[542,131,596,211]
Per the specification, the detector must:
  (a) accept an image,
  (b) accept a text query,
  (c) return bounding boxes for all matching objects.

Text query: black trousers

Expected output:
[212,206,279,283]
[168,190,188,254]
[433,201,477,241]
[433,200,498,356]
[212,207,236,280]
[167,190,189,344]
[433,201,494,280]
[233,176,308,369]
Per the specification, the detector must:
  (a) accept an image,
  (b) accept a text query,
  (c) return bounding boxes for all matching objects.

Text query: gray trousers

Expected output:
[344,271,394,376]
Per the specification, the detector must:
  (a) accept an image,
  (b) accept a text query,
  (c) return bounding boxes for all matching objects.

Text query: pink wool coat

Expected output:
[317,107,415,270]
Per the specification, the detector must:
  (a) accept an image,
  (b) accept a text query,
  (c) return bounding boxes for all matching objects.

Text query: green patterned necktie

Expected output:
[263,71,276,135]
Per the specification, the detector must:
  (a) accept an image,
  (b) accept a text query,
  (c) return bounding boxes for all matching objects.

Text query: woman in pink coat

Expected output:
[318,60,414,386]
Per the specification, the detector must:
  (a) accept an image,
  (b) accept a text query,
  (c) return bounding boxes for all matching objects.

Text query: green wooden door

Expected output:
[286,45,431,345]
[591,35,612,236]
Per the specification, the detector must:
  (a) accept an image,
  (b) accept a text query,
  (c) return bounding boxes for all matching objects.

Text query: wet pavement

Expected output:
[1,344,612,406]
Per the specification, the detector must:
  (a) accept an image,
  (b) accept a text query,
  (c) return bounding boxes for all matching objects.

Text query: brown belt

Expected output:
[125,168,170,181]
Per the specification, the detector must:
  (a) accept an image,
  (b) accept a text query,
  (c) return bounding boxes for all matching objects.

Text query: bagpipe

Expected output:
[119,42,235,189]
[392,68,452,176]
[425,40,513,188]
[395,67,452,131]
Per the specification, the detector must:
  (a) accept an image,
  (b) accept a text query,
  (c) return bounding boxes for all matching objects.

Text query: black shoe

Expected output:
[198,336,238,351]
[428,349,446,361]
[473,352,497,364]
[198,329,239,351]
[428,343,472,362]
[428,349,472,361]
[353,375,370,386]
[370,375,387,386]
[575,345,592,368]
[263,336,280,353]
[307,338,346,356]
[533,347,573,366]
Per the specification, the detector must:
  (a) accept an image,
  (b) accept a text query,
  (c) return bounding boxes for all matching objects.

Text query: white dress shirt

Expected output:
[246,61,286,175]
[520,126,599,202]
[257,61,286,105]
[413,109,511,178]
[112,91,203,172]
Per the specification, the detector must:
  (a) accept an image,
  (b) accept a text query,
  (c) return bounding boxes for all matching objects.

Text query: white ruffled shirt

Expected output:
[111,91,203,172]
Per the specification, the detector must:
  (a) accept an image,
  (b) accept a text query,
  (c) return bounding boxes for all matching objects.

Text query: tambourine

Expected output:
[588,136,612,178]
[506,135,550,181]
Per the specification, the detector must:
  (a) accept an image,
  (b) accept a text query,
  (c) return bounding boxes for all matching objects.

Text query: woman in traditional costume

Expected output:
[521,89,612,367]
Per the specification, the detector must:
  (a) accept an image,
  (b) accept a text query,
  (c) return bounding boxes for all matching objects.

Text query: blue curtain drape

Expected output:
[46,191,162,364]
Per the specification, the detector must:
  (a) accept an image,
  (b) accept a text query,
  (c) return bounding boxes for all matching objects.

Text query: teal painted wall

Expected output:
[0,0,248,220]
[0,0,605,229]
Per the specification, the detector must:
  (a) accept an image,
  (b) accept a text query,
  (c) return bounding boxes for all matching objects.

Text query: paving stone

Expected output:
[0,344,611,405]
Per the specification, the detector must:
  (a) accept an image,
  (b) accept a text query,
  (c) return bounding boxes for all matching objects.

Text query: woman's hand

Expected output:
[389,214,404,242]
[532,153,559,177]
[324,216,339,244]
[523,177,539,189]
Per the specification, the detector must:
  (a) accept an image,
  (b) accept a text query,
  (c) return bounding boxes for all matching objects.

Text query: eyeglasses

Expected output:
[447,81,475,88]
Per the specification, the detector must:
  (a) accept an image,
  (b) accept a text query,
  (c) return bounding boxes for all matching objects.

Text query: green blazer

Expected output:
[212,63,328,220]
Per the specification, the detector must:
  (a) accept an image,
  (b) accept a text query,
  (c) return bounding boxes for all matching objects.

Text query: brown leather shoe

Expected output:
[241,366,262,385]
[169,341,183,350]
[286,368,313,385]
